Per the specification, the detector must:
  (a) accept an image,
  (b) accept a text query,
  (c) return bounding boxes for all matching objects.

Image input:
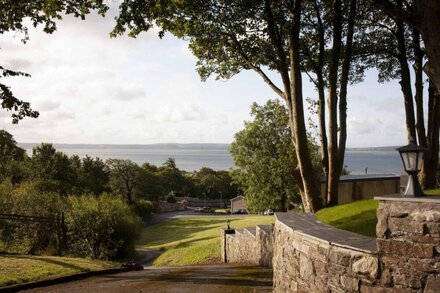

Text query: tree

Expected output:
[0,0,108,123]
[111,0,376,211]
[30,143,77,195]
[192,167,239,200]
[0,130,28,183]
[371,0,440,94]
[76,156,110,195]
[230,100,315,212]
[133,164,163,201]
[365,6,440,188]
[106,159,140,205]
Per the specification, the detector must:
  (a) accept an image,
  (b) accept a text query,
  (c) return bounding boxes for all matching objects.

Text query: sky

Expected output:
[0,6,420,147]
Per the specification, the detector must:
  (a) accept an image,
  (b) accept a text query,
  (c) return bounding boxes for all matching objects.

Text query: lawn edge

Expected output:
[0,264,143,293]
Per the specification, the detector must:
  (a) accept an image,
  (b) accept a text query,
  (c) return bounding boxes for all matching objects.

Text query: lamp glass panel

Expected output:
[417,152,424,170]
[407,152,417,171]
[400,152,409,171]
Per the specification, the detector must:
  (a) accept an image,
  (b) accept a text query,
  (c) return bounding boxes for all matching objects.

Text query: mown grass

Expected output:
[316,199,379,237]
[424,188,440,195]
[316,188,440,238]
[138,216,275,266]
[0,255,117,287]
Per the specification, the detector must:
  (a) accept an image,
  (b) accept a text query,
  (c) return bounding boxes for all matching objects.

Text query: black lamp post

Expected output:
[397,139,426,197]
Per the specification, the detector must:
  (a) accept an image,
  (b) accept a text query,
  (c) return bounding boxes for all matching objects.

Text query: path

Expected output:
[24,264,273,293]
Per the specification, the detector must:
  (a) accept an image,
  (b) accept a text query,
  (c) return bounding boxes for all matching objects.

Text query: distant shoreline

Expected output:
[18,142,399,152]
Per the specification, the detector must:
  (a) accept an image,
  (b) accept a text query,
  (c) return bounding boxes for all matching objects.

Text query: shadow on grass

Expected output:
[6,255,91,272]
[138,218,232,247]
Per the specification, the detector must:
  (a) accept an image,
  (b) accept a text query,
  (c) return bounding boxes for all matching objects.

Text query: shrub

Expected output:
[166,193,177,203]
[66,194,141,260]
[0,180,64,254]
[132,199,153,220]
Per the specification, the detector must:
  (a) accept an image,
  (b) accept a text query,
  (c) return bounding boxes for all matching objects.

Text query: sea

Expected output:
[18,143,404,175]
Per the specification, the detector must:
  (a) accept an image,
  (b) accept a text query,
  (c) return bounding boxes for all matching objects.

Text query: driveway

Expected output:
[24,264,273,293]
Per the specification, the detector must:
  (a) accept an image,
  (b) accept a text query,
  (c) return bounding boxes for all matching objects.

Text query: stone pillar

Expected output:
[375,196,440,292]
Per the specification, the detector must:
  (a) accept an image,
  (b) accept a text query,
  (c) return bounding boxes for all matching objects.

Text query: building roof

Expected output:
[319,173,399,183]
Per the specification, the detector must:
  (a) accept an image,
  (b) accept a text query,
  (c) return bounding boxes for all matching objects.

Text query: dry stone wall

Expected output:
[221,225,273,267]
[375,196,440,292]
[221,196,440,292]
[273,213,380,293]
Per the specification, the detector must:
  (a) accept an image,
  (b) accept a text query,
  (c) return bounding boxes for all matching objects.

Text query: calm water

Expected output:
[19,143,403,174]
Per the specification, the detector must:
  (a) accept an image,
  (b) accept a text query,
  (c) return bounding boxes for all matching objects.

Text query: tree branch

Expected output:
[371,0,419,30]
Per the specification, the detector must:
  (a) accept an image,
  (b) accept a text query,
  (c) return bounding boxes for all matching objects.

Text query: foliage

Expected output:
[106,158,141,205]
[166,193,177,203]
[0,1,108,123]
[138,216,275,266]
[0,255,116,287]
[74,155,110,195]
[316,199,379,237]
[30,143,78,196]
[0,180,64,255]
[191,167,240,200]
[132,199,153,221]
[0,130,28,184]
[66,194,141,260]
[231,100,316,212]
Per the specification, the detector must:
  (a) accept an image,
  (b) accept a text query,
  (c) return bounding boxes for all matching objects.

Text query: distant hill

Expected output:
[346,146,399,152]
[18,143,231,150]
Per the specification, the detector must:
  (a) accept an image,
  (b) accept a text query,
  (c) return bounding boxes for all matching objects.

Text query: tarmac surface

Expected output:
[24,264,273,293]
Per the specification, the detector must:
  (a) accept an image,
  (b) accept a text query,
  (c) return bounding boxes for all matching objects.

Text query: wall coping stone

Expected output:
[256,225,272,234]
[375,194,440,203]
[275,212,377,253]
[245,227,257,237]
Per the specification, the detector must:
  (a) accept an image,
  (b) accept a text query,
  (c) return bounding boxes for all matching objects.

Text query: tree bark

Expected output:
[337,0,357,185]
[326,0,343,206]
[395,12,417,143]
[288,0,321,213]
[424,81,440,189]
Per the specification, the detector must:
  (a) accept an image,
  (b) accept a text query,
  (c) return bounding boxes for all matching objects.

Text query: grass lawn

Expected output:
[138,216,274,266]
[0,255,117,287]
[425,188,440,195]
[316,189,440,238]
[316,199,379,237]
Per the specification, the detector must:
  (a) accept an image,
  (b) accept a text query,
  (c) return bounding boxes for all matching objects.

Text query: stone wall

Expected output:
[221,225,273,267]
[273,213,380,293]
[375,196,440,292]
[221,196,440,292]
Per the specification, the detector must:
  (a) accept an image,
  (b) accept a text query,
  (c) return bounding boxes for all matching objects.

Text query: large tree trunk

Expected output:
[326,0,343,206]
[424,81,440,189]
[337,0,356,186]
[314,0,329,202]
[395,13,417,142]
[288,0,321,213]
[416,1,440,95]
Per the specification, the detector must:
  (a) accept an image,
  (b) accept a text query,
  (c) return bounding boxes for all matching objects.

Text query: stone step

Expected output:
[257,225,273,234]
[235,229,245,236]
[245,227,256,237]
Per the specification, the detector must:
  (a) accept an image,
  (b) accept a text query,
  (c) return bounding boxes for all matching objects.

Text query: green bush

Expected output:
[166,193,177,203]
[132,199,153,220]
[0,180,64,254]
[66,194,141,260]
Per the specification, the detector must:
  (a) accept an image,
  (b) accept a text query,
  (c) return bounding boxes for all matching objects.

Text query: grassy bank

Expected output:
[138,216,274,266]
[316,199,379,237]
[0,255,117,287]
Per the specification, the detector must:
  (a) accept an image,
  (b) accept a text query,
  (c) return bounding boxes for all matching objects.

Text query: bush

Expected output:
[66,194,141,260]
[132,199,153,220]
[166,193,177,203]
[0,180,64,255]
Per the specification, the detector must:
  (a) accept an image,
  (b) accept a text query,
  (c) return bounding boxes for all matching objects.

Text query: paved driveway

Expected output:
[25,265,273,293]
